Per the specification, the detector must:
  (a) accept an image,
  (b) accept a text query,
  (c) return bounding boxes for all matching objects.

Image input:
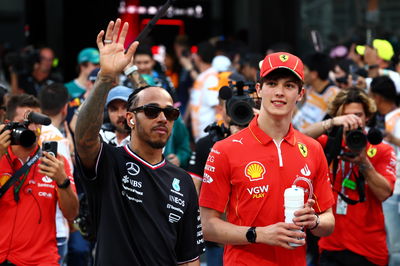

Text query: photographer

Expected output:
[0,94,78,265]
[9,47,63,96]
[303,88,396,265]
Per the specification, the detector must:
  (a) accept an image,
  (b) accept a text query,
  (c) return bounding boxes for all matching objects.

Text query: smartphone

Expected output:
[42,141,58,157]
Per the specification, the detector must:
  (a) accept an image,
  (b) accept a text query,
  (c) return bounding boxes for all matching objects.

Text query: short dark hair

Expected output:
[260,68,303,93]
[134,46,153,58]
[303,52,332,80]
[38,83,69,116]
[370,76,397,104]
[6,94,40,120]
[197,41,215,64]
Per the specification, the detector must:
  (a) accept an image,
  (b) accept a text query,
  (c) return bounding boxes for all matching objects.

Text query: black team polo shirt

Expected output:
[76,142,205,266]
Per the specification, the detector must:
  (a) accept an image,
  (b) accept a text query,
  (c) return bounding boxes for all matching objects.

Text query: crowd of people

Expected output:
[0,17,400,266]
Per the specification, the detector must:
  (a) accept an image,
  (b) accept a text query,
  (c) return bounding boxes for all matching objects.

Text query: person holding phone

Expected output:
[0,94,78,266]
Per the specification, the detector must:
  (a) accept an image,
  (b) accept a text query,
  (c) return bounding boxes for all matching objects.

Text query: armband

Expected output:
[124,65,138,76]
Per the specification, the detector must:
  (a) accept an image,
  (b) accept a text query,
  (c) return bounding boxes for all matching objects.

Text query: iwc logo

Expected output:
[245,161,265,181]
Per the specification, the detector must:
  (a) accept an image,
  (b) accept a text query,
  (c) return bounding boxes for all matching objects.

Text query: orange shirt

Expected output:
[317,135,396,266]
[0,146,75,265]
[200,116,334,266]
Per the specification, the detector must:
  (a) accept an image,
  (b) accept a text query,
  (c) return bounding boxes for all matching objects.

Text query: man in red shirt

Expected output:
[0,94,78,265]
[303,88,396,266]
[199,52,335,266]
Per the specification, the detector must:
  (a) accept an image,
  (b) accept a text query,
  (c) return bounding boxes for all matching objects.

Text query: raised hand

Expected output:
[96,19,139,78]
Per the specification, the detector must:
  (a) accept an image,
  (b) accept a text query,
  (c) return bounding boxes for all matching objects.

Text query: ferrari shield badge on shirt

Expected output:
[298,143,308,158]
[367,147,377,158]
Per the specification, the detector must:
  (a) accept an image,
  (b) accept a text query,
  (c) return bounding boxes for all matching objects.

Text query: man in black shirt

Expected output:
[74,19,204,266]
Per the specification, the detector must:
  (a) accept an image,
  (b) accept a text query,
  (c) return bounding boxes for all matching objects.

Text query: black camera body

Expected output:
[1,111,52,148]
[2,121,36,148]
[4,48,40,75]
[219,81,256,126]
[325,125,383,164]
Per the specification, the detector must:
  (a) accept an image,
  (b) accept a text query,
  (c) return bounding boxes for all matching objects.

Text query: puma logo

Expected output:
[232,138,243,144]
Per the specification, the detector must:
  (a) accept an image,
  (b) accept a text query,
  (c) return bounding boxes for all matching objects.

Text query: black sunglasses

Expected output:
[131,105,180,121]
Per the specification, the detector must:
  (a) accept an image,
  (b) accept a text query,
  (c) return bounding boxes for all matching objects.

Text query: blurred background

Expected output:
[0,0,399,81]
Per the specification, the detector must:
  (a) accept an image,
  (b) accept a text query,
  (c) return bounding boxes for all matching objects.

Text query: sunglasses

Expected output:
[131,105,180,121]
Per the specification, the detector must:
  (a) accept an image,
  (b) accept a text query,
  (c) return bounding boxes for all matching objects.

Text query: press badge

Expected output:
[336,195,348,215]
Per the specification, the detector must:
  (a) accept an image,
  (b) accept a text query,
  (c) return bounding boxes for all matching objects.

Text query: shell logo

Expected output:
[245,161,266,181]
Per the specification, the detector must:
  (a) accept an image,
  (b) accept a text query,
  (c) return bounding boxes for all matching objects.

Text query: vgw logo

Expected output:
[247,185,269,199]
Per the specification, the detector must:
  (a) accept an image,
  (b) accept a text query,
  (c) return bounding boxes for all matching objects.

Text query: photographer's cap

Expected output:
[259,52,304,81]
[77,48,100,64]
[106,86,133,107]
[356,39,394,61]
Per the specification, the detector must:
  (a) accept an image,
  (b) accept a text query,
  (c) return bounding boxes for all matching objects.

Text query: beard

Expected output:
[135,117,170,149]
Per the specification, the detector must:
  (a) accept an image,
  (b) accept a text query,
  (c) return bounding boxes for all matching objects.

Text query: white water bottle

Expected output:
[284,185,304,247]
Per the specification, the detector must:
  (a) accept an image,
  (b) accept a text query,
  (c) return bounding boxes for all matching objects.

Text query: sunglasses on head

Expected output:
[131,105,180,121]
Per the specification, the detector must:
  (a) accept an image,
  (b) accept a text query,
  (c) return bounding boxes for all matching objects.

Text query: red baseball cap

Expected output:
[259,52,304,82]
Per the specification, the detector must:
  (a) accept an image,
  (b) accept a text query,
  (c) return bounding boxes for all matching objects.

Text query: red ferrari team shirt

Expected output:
[200,116,335,266]
[317,135,396,266]
[0,146,75,266]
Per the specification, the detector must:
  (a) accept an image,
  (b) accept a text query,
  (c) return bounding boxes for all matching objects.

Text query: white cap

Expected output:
[212,55,231,72]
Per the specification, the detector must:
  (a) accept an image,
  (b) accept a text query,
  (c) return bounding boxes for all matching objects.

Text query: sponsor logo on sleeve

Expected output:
[298,143,308,158]
[210,148,220,155]
[203,173,214,184]
[205,164,215,172]
[245,161,265,181]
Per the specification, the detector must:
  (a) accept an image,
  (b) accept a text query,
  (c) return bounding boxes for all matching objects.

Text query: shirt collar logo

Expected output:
[245,161,266,181]
[298,142,308,157]
[172,178,181,191]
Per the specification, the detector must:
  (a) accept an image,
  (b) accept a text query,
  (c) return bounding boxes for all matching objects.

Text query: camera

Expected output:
[0,111,52,148]
[1,122,37,147]
[204,122,230,142]
[325,126,383,164]
[4,47,40,75]
[219,81,256,126]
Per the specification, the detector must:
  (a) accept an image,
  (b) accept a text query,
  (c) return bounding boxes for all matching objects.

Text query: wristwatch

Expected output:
[309,213,320,230]
[246,227,257,243]
[57,178,71,189]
